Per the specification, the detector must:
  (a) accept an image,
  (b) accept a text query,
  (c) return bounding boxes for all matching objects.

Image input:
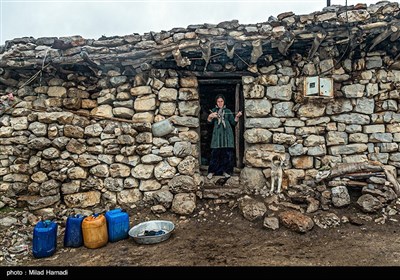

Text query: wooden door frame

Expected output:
[197,79,244,169]
[235,84,240,168]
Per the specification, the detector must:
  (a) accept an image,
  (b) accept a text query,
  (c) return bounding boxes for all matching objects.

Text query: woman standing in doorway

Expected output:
[207,94,242,179]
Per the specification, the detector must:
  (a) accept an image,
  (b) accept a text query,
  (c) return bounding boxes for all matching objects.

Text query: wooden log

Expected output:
[307,28,327,60]
[181,70,258,78]
[49,40,200,66]
[200,41,212,69]
[225,39,235,59]
[0,77,18,87]
[251,39,263,63]
[0,59,45,68]
[328,180,367,187]
[346,181,369,187]
[328,162,383,179]
[368,25,397,51]
[341,172,386,180]
[172,48,191,67]
[383,166,400,195]
[277,32,295,56]
[359,21,388,30]
[198,79,242,85]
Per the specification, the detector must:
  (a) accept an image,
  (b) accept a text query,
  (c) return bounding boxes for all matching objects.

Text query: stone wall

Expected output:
[0,71,203,215]
[2,56,400,214]
[1,1,400,215]
[240,60,400,193]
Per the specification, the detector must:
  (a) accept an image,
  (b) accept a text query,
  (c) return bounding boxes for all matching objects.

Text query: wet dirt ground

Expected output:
[5,199,400,270]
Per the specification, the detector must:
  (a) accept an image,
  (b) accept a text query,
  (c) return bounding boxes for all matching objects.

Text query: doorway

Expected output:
[199,82,244,172]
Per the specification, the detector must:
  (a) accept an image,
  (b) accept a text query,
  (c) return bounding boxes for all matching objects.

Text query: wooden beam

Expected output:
[308,28,327,60]
[369,25,397,51]
[50,40,201,66]
[329,162,383,179]
[278,31,295,56]
[181,71,257,78]
[198,79,241,84]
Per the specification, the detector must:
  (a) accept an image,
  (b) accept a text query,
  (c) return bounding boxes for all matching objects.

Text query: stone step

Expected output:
[203,175,240,188]
[201,175,244,199]
[202,187,244,199]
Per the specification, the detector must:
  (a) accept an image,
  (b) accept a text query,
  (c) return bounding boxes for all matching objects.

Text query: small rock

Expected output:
[214,199,229,204]
[150,205,166,214]
[238,197,267,221]
[374,216,386,224]
[0,217,18,227]
[268,205,279,211]
[388,208,398,216]
[34,208,56,220]
[279,210,314,233]
[263,217,279,230]
[313,213,340,229]
[306,197,320,213]
[27,214,40,226]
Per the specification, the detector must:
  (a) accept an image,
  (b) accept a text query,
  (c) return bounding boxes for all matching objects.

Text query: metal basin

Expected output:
[128,220,175,245]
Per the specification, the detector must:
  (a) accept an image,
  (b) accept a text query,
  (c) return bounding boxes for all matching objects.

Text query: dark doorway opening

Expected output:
[199,82,244,172]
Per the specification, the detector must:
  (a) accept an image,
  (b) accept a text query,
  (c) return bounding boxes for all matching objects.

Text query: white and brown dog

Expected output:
[270,155,285,194]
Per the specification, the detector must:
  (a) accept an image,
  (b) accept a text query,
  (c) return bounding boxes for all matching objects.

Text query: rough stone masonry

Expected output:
[1,1,400,219]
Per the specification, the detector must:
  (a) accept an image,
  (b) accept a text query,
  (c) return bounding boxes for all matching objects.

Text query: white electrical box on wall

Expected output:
[304,76,333,98]
[304,76,319,96]
[319,78,333,97]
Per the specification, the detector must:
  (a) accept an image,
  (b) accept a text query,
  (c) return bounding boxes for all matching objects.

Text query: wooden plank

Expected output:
[345,181,368,187]
[198,79,241,85]
[328,180,368,187]
[181,71,257,78]
[235,83,240,169]
[329,162,383,179]
[342,172,386,180]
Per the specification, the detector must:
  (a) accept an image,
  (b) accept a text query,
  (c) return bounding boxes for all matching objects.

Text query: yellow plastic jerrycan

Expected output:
[82,214,108,249]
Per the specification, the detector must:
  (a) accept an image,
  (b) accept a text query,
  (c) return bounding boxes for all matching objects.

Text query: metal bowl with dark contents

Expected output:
[128,220,175,244]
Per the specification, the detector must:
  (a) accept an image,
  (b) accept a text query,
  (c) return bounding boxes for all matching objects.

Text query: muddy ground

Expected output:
[3,198,400,271]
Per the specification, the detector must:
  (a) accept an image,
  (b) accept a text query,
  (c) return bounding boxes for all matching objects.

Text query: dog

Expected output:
[270,155,285,194]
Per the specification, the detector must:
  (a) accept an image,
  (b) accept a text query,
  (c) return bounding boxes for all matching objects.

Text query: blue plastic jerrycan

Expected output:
[32,220,58,258]
[64,214,85,247]
[105,208,130,242]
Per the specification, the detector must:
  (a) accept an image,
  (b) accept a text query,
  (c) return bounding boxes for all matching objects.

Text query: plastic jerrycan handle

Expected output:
[43,220,52,227]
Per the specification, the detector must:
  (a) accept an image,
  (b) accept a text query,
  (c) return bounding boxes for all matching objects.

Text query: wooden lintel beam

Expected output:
[197,79,242,84]
[180,71,257,78]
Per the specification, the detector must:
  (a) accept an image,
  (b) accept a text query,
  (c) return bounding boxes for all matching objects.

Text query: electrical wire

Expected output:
[318,0,351,76]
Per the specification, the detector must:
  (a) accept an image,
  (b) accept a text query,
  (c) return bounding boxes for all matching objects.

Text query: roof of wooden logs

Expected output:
[1,1,400,77]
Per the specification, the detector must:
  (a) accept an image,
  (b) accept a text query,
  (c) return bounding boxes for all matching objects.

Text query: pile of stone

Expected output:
[316,161,399,213]
[0,210,38,265]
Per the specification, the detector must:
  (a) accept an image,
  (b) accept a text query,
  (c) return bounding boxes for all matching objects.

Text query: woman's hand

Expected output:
[208,112,218,121]
[235,111,242,121]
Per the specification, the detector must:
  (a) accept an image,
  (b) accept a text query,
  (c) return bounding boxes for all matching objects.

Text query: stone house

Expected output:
[1,1,400,215]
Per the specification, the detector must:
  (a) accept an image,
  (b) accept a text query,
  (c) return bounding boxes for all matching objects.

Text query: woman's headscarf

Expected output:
[215,94,225,103]
[215,94,226,128]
